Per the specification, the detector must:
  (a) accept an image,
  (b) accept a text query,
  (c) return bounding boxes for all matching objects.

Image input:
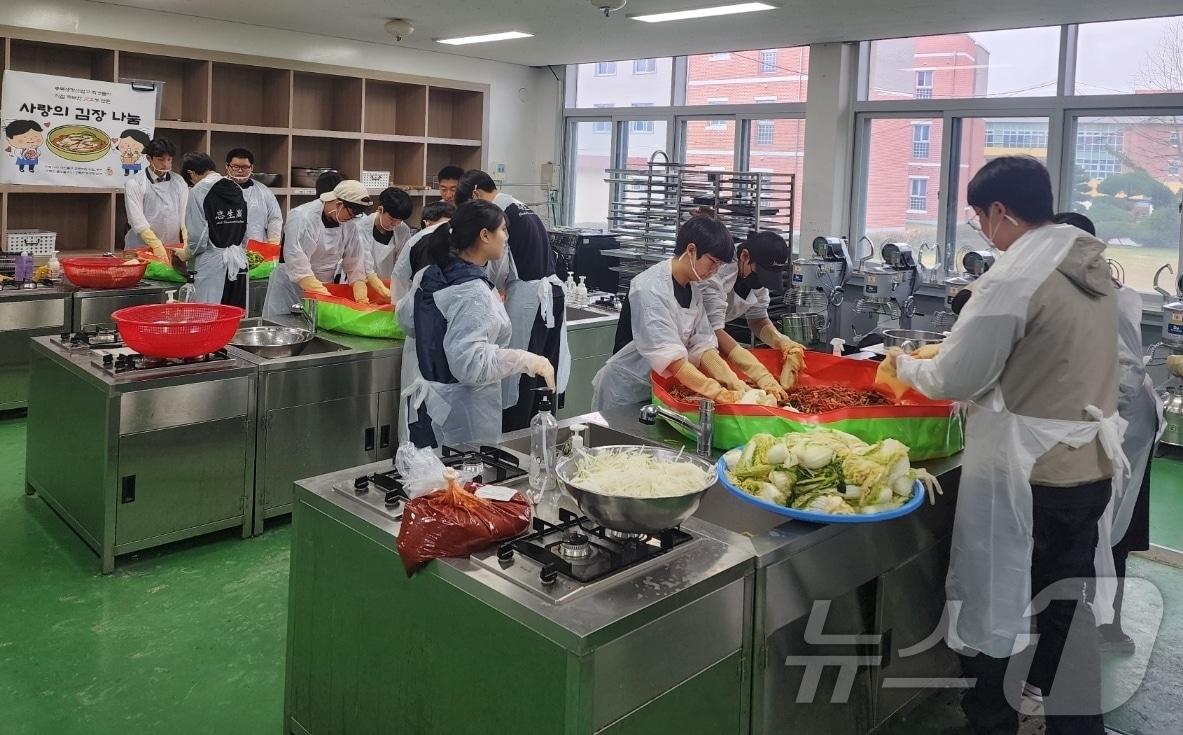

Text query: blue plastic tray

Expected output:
[715,455,925,524]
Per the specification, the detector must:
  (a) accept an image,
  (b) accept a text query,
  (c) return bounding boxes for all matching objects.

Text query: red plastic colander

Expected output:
[112,303,246,358]
[61,257,147,289]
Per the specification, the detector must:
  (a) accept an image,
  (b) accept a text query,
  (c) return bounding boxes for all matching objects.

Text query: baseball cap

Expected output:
[742,230,790,292]
[320,180,374,210]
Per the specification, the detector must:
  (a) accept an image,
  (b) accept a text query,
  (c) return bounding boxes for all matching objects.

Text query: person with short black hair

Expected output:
[315,169,344,196]
[355,187,414,300]
[395,200,555,448]
[225,147,282,244]
[436,165,464,204]
[179,152,249,307]
[456,169,571,431]
[696,229,805,401]
[593,211,746,412]
[882,157,1122,734]
[3,120,44,173]
[392,201,454,301]
[262,180,372,318]
[123,137,187,259]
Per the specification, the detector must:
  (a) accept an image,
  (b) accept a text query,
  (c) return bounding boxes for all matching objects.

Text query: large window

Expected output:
[755,120,775,145]
[685,46,810,104]
[951,117,1051,246]
[1076,17,1183,95]
[623,119,669,167]
[748,118,806,242]
[572,58,673,108]
[859,118,944,246]
[568,121,611,228]
[682,119,736,170]
[1069,115,1183,292]
[866,27,1061,100]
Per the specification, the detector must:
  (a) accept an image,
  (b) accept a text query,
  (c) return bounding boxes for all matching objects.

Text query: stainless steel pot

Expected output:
[881,329,946,353]
[1161,384,1183,448]
[230,325,314,358]
[782,313,826,346]
[554,446,717,533]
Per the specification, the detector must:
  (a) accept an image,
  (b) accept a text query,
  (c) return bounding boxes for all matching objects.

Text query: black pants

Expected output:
[501,285,565,433]
[960,479,1111,735]
[221,272,248,309]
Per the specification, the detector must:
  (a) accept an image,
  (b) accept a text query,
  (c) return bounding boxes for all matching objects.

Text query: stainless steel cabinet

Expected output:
[0,295,70,410]
[259,394,377,523]
[560,322,617,419]
[375,389,399,461]
[116,416,250,547]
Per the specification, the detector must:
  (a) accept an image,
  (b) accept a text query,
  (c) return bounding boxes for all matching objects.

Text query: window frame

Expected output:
[633,58,657,75]
[594,61,617,76]
[907,176,930,213]
[759,49,778,74]
[911,122,932,159]
[915,70,934,100]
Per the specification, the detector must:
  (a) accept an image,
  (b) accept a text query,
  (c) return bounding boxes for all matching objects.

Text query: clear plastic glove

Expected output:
[298,275,330,296]
[1169,355,1183,379]
[501,349,556,390]
[351,280,370,304]
[699,349,749,392]
[875,347,912,399]
[715,388,742,405]
[525,354,556,390]
[366,273,392,304]
[727,345,788,402]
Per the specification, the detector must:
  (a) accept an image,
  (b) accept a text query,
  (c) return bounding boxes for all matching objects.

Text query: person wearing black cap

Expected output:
[179,152,249,307]
[697,230,805,398]
[355,187,413,301]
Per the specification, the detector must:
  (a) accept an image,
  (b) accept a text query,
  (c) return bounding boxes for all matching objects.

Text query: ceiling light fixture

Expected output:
[436,31,533,45]
[630,2,776,23]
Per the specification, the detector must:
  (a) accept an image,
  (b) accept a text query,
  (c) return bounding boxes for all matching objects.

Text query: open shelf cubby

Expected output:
[292,72,362,132]
[426,87,483,140]
[363,141,426,190]
[212,63,290,128]
[118,54,210,124]
[9,40,115,81]
[364,80,427,137]
[291,136,361,181]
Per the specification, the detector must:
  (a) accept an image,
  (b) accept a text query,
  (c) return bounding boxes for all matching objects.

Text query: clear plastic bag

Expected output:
[394,442,448,499]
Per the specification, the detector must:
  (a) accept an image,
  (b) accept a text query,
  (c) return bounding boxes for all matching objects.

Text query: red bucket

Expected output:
[61,257,147,289]
[112,303,245,358]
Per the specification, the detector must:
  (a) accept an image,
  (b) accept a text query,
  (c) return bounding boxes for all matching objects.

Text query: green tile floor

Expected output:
[1,412,1180,734]
[1149,450,1183,552]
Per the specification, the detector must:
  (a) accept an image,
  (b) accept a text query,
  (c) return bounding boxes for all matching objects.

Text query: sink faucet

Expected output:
[639,398,714,457]
[291,299,317,333]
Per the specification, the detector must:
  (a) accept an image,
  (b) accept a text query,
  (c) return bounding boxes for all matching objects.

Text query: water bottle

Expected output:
[528,391,558,504]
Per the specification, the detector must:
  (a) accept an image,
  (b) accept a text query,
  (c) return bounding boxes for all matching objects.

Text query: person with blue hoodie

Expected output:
[396,199,555,448]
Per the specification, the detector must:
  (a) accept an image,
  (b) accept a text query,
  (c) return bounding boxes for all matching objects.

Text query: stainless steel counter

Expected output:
[25,337,257,572]
[0,288,71,410]
[65,280,173,331]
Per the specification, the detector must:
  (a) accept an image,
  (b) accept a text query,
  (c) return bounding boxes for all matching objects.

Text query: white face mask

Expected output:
[682,250,702,282]
[150,166,170,177]
[230,174,251,184]
[976,212,1019,249]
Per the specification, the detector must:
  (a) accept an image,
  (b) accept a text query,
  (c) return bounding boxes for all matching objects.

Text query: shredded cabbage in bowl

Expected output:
[569,448,712,498]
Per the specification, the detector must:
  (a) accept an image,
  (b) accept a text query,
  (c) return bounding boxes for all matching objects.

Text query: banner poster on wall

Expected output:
[0,70,157,188]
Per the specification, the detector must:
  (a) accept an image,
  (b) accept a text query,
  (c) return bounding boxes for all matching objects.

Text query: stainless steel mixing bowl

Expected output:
[554,445,718,533]
[229,326,315,358]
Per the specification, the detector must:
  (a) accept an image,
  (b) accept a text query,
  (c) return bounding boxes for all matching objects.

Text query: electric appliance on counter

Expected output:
[1152,264,1183,447]
[785,235,852,346]
[931,249,995,331]
[850,241,921,344]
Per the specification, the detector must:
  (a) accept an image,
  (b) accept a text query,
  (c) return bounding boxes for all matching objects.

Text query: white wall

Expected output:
[0,0,561,203]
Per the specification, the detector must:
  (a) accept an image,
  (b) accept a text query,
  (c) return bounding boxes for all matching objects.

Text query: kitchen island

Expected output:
[283,407,961,735]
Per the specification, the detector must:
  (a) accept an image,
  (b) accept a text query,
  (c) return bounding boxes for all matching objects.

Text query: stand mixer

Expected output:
[932,249,996,331]
[783,236,852,346]
[1152,264,1183,447]
[851,241,920,343]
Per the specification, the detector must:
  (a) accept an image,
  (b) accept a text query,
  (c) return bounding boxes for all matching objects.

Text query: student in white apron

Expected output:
[123,137,187,259]
[396,200,554,448]
[592,211,748,413]
[884,157,1126,735]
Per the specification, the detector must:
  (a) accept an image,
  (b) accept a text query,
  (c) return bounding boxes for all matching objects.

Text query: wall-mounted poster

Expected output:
[0,70,157,188]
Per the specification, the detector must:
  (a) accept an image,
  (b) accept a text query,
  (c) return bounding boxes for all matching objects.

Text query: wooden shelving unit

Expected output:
[0,28,489,253]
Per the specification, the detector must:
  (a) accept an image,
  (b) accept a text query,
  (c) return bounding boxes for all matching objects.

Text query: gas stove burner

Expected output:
[495,508,695,587]
[54,327,125,350]
[558,531,594,560]
[92,348,232,375]
[604,528,645,542]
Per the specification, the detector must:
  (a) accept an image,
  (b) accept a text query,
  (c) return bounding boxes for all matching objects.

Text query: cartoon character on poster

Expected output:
[115,128,150,176]
[3,120,45,173]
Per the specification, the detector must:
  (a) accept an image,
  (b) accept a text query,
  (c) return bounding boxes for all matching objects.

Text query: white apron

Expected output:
[124,172,184,249]
[947,390,1129,657]
[592,259,711,412]
[398,268,513,448]
[502,274,571,408]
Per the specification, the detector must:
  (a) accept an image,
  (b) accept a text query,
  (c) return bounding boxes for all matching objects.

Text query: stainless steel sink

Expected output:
[565,306,613,323]
[499,422,670,456]
[236,335,352,360]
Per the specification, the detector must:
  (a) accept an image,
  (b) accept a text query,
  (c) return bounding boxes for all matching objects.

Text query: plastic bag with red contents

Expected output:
[396,468,533,576]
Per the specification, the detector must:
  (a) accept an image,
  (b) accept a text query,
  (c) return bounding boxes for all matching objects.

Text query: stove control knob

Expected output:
[383,491,402,508]
[102,354,114,366]
[353,476,369,495]
[59,332,71,341]
[496,544,514,562]
[540,565,558,586]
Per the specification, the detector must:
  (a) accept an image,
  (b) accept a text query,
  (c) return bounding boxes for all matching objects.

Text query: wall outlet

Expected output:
[494,162,506,175]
